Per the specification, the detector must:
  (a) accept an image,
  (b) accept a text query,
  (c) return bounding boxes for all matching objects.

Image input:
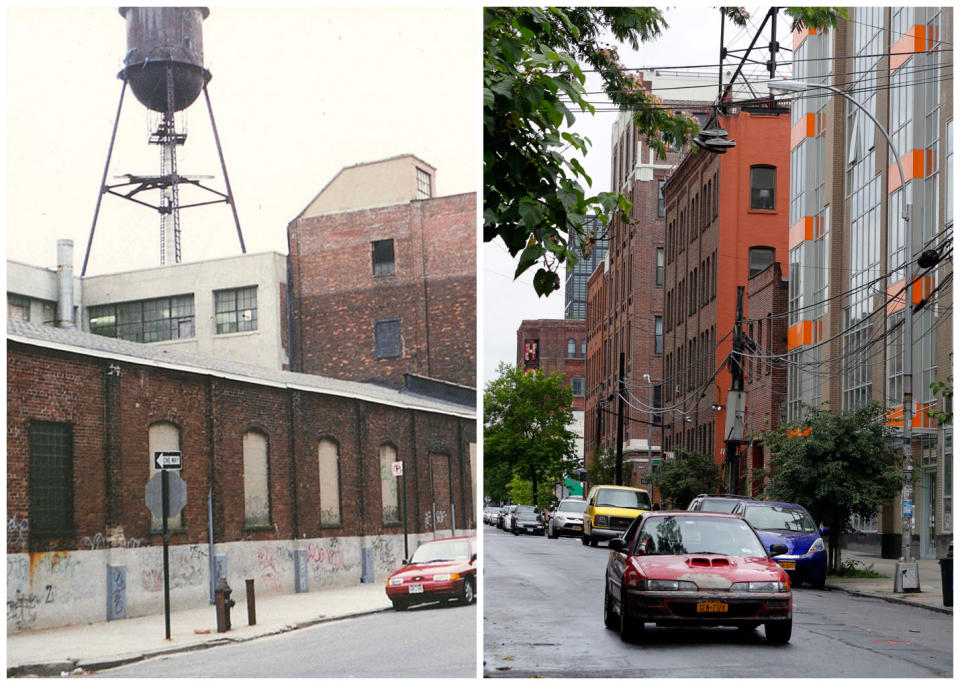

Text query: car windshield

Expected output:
[410,539,471,564]
[699,499,740,513]
[518,511,539,521]
[516,505,537,513]
[558,500,586,513]
[744,506,817,533]
[635,516,767,557]
[596,489,651,510]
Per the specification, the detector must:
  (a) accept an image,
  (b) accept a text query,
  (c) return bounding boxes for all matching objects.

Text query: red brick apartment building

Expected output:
[516,319,586,411]
[287,155,476,388]
[661,105,791,491]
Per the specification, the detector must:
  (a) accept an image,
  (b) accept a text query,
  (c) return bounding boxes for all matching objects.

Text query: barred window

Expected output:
[29,421,74,535]
[215,286,257,334]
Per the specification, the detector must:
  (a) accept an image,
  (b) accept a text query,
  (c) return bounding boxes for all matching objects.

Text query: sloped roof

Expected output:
[8,319,474,420]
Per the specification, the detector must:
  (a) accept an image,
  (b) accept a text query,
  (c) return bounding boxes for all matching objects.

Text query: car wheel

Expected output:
[392,599,409,611]
[460,578,475,605]
[765,618,792,644]
[590,535,599,547]
[619,590,643,642]
[512,526,519,536]
[603,584,617,630]
[810,578,826,590]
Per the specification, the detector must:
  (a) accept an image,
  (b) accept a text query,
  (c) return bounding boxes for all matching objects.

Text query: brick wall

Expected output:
[7,340,475,555]
[288,193,476,387]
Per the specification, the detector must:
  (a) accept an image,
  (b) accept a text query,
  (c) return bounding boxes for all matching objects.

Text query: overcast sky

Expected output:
[482,6,796,387]
[4,6,478,275]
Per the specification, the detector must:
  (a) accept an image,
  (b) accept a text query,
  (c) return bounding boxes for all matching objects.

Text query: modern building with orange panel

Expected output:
[785,8,952,559]
[661,103,791,490]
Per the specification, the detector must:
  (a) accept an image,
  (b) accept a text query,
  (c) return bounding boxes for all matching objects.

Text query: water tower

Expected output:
[81,6,246,275]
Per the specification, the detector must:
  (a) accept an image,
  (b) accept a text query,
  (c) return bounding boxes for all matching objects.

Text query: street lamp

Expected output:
[770,79,917,589]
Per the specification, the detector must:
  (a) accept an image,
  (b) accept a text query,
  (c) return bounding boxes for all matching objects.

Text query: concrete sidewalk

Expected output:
[7,583,392,677]
[825,549,953,614]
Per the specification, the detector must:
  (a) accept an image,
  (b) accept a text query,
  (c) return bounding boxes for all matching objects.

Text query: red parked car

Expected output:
[604,511,793,643]
[385,536,477,611]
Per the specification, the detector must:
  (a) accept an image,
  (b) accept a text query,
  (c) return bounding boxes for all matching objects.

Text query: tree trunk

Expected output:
[531,466,539,508]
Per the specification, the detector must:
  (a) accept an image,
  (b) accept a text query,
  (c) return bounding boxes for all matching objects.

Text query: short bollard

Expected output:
[246,578,257,626]
[215,577,235,633]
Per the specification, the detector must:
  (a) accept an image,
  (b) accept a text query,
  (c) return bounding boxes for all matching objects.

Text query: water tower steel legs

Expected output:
[81,80,128,278]
[203,85,246,254]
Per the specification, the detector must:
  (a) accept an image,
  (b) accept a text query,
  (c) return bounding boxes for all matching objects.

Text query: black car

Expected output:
[512,505,542,535]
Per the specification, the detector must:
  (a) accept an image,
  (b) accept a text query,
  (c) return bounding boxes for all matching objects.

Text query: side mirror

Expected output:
[608,538,625,552]
[768,543,788,557]
[402,558,410,565]
[471,553,477,563]
[819,527,830,536]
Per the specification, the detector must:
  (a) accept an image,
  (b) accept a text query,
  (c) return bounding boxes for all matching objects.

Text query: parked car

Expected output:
[513,507,545,535]
[731,500,828,589]
[483,506,500,525]
[582,485,651,547]
[385,535,477,611]
[603,511,792,643]
[510,505,539,534]
[687,493,752,513]
[499,504,518,531]
[548,497,586,538]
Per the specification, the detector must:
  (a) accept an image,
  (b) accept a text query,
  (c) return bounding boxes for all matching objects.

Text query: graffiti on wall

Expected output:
[305,538,352,583]
[8,514,29,548]
[80,529,143,550]
[139,545,209,593]
[370,534,398,570]
[7,589,40,630]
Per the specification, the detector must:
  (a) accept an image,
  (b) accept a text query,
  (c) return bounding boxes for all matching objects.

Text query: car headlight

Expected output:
[638,579,698,591]
[389,578,403,586]
[807,537,825,554]
[432,573,459,581]
[594,515,610,527]
[730,581,788,592]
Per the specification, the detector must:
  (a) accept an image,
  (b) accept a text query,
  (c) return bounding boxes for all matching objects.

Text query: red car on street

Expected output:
[385,536,477,611]
[604,511,793,643]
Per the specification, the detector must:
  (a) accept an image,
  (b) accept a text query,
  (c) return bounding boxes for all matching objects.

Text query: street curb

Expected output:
[7,606,393,678]
[823,583,953,615]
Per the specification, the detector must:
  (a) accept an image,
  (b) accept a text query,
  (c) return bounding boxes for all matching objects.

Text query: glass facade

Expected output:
[90,294,195,343]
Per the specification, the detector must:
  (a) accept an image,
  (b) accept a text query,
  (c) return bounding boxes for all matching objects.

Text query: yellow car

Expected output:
[581,485,651,547]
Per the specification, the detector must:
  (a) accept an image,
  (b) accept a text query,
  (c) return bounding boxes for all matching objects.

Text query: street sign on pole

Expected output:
[154,450,182,470]
[146,471,187,517]
[392,461,403,477]
[144,469,187,640]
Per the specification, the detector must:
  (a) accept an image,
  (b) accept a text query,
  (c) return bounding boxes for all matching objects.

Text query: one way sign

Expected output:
[154,450,182,470]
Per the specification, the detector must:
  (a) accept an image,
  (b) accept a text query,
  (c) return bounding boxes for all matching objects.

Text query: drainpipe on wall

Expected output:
[57,239,75,328]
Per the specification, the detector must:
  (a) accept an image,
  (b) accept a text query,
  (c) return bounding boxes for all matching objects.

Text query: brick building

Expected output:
[584,71,716,480]
[742,261,789,496]
[7,319,475,632]
[287,155,476,388]
[661,104,791,490]
[785,9,952,558]
[516,318,586,459]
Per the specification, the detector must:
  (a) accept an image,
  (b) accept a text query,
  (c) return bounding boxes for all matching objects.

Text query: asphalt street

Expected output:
[483,525,953,678]
[93,601,477,678]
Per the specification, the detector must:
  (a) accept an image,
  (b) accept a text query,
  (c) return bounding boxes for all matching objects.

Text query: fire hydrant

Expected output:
[215,577,236,633]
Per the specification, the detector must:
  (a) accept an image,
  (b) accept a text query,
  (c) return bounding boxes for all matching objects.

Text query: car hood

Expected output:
[389,560,470,581]
[593,505,646,518]
[637,554,785,588]
[755,529,819,555]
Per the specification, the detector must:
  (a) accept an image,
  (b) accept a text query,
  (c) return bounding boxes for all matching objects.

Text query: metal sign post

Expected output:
[161,469,171,640]
[145,451,185,640]
[394,461,408,561]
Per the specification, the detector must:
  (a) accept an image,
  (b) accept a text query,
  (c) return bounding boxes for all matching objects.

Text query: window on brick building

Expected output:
[318,438,342,527]
[214,286,257,334]
[372,239,395,276]
[581,338,587,357]
[375,319,402,358]
[567,338,576,358]
[750,165,776,210]
[29,421,74,537]
[571,377,585,397]
[658,180,665,217]
[380,443,400,523]
[748,246,776,278]
[416,168,433,199]
[243,430,270,528]
[149,422,183,532]
[654,316,663,354]
[656,248,664,286]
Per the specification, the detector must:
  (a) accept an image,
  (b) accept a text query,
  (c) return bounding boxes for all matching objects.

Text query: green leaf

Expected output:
[517,197,544,229]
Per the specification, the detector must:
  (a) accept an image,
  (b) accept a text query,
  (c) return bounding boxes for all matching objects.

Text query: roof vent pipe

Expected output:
[57,239,75,328]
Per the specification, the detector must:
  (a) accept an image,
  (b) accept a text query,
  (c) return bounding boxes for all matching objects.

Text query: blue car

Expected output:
[732,500,828,589]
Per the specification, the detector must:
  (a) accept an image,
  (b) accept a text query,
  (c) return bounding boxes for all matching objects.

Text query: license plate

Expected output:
[777,561,796,570]
[409,584,424,594]
[696,602,728,613]
[571,525,582,531]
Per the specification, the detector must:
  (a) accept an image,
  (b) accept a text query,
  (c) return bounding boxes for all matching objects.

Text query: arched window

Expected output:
[750,165,776,210]
[318,439,341,526]
[379,443,400,523]
[243,431,270,527]
[149,422,182,531]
